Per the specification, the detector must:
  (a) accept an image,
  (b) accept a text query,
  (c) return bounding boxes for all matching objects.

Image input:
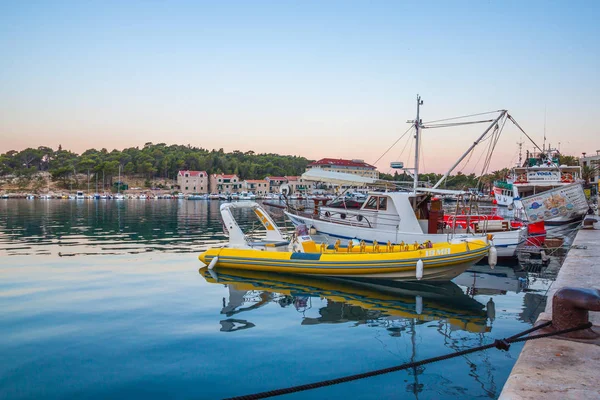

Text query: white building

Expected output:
[177,170,208,194]
[306,158,379,179]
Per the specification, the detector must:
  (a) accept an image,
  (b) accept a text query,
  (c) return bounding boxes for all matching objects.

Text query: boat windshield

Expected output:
[364,196,377,210]
[363,195,387,211]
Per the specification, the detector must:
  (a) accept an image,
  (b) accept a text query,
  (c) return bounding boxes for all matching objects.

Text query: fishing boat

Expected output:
[198,202,495,281]
[492,148,586,225]
[283,97,526,257]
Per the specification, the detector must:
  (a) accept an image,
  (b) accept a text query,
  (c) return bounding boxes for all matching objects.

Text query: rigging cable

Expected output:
[423,110,504,125]
[477,114,508,189]
[372,125,414,166]
[423,119,495,129]
[506,115,544,153]
[385,130,416,176]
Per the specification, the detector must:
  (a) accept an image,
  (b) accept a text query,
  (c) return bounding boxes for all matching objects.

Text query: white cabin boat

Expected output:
[238,191,256,201]
[493,149,586,225]
[285,190,524,258]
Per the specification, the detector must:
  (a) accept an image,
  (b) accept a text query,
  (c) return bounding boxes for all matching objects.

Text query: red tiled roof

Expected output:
[308,158,376,169]
[178,170,207,177]
[266,176,287,181]
[284,176,300,181]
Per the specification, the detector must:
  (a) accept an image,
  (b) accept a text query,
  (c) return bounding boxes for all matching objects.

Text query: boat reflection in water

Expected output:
[199,267,493,334]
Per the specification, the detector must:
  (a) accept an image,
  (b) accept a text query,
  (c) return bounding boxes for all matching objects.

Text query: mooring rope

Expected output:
[225,321,591,400]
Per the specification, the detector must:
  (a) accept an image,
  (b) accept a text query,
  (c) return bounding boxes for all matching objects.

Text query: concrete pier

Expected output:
[499,227,600,400]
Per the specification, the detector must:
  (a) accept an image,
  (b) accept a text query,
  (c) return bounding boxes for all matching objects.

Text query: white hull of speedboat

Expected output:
[285,212,523,258]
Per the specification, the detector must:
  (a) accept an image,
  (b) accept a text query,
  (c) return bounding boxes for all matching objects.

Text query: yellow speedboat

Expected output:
[198,202,496,281]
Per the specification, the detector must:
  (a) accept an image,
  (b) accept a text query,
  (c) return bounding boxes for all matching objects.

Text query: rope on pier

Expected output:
[225,321,592,400]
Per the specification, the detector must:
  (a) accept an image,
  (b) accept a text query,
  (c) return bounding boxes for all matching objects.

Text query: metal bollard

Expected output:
[551,287,600,340]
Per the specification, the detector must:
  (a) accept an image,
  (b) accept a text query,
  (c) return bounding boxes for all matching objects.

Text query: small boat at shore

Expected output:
[198,202,496,281]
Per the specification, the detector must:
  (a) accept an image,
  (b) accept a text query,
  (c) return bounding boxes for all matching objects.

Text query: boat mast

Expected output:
[118,164,121,195]
[412,95,423,193]
[432,110,507,189]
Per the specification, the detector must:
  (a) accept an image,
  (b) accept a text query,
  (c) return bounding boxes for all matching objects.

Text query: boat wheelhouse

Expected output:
[492,148,586,224]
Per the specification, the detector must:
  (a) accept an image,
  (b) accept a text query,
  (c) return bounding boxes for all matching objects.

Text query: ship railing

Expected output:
[318,209,374,229]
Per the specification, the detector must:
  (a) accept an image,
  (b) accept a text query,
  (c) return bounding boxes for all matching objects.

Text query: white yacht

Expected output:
[285,188,524,258]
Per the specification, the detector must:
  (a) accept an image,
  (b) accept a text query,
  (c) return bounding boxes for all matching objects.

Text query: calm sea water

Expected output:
[0,199,566,399]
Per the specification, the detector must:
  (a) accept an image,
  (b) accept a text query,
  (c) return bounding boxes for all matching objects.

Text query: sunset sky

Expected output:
[1,1,598,174]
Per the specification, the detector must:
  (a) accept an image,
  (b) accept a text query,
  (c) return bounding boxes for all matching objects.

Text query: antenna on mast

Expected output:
[543,105,547,153]
[408,95,423,194]
[517,139,523,167]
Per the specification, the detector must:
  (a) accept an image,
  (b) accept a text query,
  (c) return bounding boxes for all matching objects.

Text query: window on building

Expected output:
[185,187,188,190]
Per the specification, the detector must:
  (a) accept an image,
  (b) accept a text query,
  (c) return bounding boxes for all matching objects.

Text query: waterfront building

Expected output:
[265,176,288,193]
[579,151,600,188]
[306,158,379,179]
[284,176,311,194]
[210,174,241,194]
[177,170,208,194]
[242,179,269,196]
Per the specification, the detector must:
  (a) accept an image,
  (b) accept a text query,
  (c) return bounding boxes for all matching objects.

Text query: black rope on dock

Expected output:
[224,321,591,400]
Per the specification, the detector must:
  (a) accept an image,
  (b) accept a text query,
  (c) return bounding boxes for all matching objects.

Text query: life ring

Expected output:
[516,174,528,183]
[561,173,574,183]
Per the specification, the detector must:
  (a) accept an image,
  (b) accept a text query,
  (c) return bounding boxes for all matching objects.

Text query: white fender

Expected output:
[488,246,497,269]
[208,256,219,270]
[486,298,496,321]
[415,295,423,315]
[416,259,424,280]
[208,268,219,282]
